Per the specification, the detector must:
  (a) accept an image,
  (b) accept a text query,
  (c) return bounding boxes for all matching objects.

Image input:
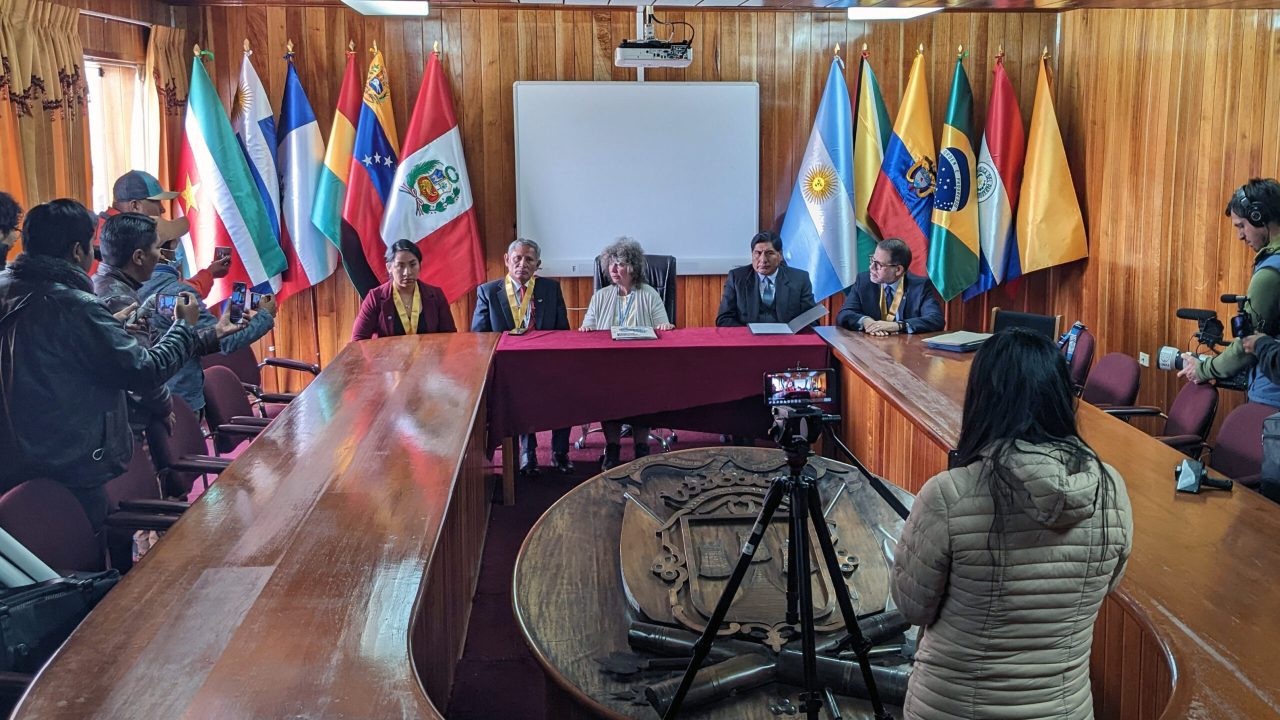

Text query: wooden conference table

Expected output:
[819,326,1280,720]
[12,334,497,720]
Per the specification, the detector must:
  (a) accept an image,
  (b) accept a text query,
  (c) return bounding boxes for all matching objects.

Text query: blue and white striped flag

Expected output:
[277,51,336,301]
[780,57,858,301]
[231,46,283,294]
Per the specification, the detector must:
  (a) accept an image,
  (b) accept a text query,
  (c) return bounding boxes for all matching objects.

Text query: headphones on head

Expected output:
[1236,186,1270,227]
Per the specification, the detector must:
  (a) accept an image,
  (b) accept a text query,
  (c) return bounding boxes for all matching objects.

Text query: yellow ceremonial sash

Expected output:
[880,280,905,321]
[504,275,537,330]
[393,283,422,335]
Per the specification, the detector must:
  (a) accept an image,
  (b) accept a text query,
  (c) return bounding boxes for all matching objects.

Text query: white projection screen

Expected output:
[514,81,760,276]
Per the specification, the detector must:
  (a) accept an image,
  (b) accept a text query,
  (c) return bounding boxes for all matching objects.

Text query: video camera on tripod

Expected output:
[764,369,840,447]
[1155,294,1254,391]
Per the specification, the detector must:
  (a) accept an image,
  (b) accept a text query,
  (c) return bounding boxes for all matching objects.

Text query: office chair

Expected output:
[1205,402,1277,489]
[990,307,1064,340]
[1064,326,1096,392]
[202,366,272,455]
[202,346,318,418]
[145,395,230,498]
[1104,383,1218,458]
[577,253,679,451]
[1080,353,1141,407]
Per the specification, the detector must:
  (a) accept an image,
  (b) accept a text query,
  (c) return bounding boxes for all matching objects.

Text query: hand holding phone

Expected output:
[227,282,248,324]
[155,293,179,321]
[173,292,200,326]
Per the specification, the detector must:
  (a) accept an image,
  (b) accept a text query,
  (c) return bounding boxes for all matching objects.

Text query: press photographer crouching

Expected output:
[1178,179,1280,409]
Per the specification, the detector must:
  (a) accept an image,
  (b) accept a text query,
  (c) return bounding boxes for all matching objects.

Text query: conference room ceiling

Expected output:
[167,0,1280,10]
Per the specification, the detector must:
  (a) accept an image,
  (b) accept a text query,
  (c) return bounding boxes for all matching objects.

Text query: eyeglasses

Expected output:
[868,258,902,270]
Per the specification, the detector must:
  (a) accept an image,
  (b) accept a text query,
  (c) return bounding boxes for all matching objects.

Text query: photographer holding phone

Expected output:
[0,200,234,530]
[140,247,276,414]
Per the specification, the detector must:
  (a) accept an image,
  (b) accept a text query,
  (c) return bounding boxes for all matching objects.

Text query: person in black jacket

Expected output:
[836,238,945,336]
[471,238,573,474]
[716,231,817,327]
[0,191,19,272]
[0,199,233,530]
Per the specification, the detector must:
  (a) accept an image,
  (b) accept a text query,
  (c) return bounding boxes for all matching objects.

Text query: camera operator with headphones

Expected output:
[1179,178,1280,409]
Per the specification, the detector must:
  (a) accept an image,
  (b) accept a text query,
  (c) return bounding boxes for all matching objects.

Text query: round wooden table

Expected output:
[513,446,913,720]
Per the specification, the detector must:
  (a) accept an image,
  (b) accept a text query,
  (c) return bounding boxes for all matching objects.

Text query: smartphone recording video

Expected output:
[764,368,834,406]
[227,282,248,324]
[214,246,232,262]
[155,293,179,321]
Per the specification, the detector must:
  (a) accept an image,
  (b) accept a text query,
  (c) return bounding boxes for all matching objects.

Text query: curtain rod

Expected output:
[80,9,175,30]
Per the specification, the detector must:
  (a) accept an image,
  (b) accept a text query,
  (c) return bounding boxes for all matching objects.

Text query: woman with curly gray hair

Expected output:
[580,237,675,468]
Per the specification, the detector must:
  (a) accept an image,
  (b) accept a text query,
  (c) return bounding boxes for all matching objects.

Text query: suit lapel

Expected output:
[496,280,517,330]
[745,270,760,319]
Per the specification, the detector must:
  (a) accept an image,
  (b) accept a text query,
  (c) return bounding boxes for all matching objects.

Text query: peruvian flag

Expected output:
[175,51,288,305]
[380,51,483,303]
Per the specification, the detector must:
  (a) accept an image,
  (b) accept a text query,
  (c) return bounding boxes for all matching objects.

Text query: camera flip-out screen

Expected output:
[764,368,834,406]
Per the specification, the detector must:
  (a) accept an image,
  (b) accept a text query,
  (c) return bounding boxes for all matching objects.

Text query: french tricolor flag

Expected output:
[964,54,1025,300]
[380,51,483,304]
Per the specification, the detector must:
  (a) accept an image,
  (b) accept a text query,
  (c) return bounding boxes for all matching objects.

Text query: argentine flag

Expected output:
[781,56,858,301]
[232,46,283,294]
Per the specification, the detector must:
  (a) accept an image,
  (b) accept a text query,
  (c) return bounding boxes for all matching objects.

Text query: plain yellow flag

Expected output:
[1016,57,1087,274]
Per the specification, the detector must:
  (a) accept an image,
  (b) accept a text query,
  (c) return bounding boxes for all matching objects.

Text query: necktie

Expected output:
[884,285,895,319]
[516,284,527,327]
[762,277,775,306]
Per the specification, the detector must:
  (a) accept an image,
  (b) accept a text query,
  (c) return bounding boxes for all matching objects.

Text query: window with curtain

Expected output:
[85,58,148,212]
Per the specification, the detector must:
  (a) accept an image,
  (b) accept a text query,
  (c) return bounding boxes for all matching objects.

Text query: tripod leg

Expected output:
[661,477,789,720]
[805,482,894,720]
[792,480,823,720]
[786,488,800,626]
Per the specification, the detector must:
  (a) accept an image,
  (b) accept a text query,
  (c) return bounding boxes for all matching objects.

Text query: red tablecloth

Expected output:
[488,327,830,446]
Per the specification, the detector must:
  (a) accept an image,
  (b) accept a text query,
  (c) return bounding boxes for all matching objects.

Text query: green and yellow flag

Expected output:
[927,53,980,301]
[853,50,890,274]
[1016,56,1087,273]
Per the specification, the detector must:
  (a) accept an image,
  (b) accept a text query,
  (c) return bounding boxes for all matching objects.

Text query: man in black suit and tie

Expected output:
[837,238,944,336]
[472,238,573,475]
[716,231,817,327]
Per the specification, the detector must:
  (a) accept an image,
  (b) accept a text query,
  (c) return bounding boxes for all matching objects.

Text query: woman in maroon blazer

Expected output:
[351,240,457,341]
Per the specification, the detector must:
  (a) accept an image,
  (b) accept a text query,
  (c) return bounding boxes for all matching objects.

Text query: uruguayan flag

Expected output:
[780,57,858,301]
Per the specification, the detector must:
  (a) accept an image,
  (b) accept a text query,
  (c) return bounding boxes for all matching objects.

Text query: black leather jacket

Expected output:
[0,253,214,490]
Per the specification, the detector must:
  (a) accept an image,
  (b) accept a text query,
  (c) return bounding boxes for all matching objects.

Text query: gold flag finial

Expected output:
[1042,46,1049,59]
[958,44,963,58]
[348,40,355,52]
[193,43,201,57]
[918,43,924,55]
[286,39,294,54]
[834,43,841,57]
[243,38,251,54]
[371,39,378,54]
[434,40,441,54]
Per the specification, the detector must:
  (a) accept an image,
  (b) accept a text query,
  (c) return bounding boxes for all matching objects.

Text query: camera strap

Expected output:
[1058,321,1086,362]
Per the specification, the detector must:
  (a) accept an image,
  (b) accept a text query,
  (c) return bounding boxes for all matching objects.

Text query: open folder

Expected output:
[748,304,828,335]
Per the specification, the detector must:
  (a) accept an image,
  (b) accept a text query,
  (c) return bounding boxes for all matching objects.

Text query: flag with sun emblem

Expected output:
[780,55,857,301]
[927,52,980,301]
[868,48,934,277]
[175,50,287,306]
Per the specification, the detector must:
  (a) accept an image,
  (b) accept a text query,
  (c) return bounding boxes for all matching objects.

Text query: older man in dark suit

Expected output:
[716,231,816,327]
[837,237,944,335]
[472,238,572,475]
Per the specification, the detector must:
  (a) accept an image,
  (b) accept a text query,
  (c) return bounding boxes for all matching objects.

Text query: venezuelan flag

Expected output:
[867,49,934,277]
[340,48,400,296]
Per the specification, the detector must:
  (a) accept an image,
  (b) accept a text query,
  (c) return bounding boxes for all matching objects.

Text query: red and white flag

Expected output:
[380,51,483,303]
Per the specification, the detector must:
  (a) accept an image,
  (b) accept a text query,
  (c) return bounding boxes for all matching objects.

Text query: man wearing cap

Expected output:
[98,170,230,297]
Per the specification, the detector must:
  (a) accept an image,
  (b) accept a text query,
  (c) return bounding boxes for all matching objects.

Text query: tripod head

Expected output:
[768,404,841,472]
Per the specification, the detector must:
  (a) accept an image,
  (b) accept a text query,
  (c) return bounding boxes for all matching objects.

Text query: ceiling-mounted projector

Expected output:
[615,39,693,69]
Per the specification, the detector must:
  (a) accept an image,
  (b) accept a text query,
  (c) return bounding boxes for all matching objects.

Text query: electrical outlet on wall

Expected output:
[1138,352,1150,367]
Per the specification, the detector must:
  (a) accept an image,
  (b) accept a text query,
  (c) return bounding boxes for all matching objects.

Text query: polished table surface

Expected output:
[488,327,830,443]
[13,333,498,719]
[819,326,1280,719]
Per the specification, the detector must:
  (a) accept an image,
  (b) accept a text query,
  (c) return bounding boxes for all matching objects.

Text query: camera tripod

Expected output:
[661,436,894,720]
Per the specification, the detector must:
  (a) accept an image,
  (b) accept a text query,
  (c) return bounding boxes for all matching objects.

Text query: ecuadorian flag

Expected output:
[867,50,934,277]
[927,54,980,301]
[780,56,858,301]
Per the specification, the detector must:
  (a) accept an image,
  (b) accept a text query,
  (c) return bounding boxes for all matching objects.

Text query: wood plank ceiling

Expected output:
[164,0,1280,11]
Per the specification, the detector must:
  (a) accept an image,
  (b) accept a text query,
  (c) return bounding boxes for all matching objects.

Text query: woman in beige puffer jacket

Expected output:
[891,328,1133,720]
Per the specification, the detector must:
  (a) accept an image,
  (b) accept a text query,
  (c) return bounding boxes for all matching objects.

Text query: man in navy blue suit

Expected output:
[836,238,944,336]
[472,239,573,475]
[716,231,816,327]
